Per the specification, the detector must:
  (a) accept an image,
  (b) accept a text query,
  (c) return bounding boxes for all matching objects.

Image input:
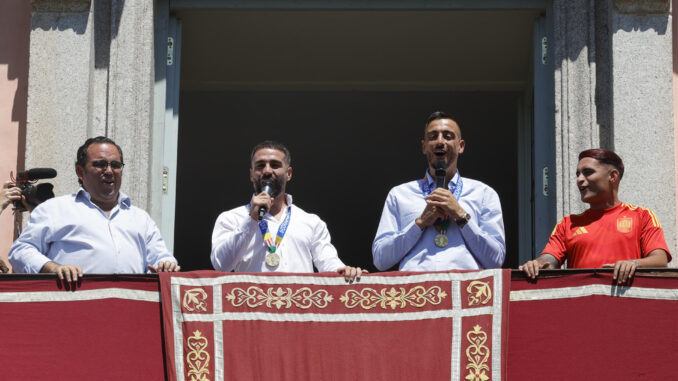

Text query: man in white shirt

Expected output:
[9,137,180,282]
[211,140,364,282]
[372,111,506,271]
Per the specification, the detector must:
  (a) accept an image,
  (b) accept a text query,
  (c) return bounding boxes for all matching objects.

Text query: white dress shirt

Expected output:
[211,194,346,273]
[372,171,506,271]
[9,188,177,273]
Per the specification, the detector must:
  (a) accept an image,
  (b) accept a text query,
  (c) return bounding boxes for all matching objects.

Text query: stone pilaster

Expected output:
[553,0,601,218]
[104,0,156,210]
[610,0,676,259]
[26,0,96,194]
[26,0,155,212]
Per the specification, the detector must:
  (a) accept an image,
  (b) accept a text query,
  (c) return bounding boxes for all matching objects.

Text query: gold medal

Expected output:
[434,234,448,248]
[265,252,280,267]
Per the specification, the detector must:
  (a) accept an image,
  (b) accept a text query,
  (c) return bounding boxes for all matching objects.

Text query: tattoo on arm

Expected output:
[540,254,560,269]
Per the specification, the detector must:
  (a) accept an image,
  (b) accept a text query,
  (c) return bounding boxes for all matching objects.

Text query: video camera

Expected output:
[10,168,57,212]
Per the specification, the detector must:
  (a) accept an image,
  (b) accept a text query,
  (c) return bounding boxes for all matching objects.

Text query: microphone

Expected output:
[258,180,274,220]
[16,168,57,182]
[434,160,446,189]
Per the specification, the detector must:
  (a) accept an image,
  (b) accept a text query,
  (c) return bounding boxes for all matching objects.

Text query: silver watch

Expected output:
[456,213,471,228]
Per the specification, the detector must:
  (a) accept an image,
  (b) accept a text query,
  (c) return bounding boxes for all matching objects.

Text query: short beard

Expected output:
[253,177,283,197]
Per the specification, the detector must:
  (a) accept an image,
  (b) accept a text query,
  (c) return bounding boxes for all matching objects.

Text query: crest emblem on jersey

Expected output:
[617,216,633,233]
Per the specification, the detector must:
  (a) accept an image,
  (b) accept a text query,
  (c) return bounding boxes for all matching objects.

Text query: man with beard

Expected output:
[520,148,670,284]
[211,140,365,282]
[372,111,506,271]
[9,136,179,282]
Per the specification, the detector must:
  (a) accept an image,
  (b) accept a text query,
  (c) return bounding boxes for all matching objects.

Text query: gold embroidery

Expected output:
[186,330,211,381]
[225,286,333,309]
[465,325,490,381]
[339,286,447,310]
[183,288,208,312]
[466,281,492,306]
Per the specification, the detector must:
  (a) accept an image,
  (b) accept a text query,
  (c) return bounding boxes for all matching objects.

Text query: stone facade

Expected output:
[611,0,675,261]
[22,0,677,262]
[26,0,156,212]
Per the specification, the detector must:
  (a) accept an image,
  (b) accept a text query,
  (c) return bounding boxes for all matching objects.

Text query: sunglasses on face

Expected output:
[91,159,125,170]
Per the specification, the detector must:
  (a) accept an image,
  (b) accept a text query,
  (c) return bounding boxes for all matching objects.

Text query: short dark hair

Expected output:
[579,148,624,179]
[250,140,291,166]
[425,111,461,137]
[75,136,124,185]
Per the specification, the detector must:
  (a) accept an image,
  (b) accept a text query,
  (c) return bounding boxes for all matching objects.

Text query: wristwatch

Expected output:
[456,213,471,228]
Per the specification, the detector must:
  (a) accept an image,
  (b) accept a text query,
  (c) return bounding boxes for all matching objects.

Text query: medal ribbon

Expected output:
[420,171,464,199]
[258,206,292,253]
[420,171,464,236]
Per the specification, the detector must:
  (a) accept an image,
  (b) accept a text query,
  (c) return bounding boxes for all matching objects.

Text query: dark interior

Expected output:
[174,91,520,271]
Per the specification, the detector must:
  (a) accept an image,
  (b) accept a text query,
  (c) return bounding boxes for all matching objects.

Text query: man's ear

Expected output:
[75,164,84,183]
[287,166,293,182]
[249,168,254,183]
[609,168,620,184]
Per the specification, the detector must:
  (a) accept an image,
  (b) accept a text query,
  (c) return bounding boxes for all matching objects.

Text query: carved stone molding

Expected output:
[613,0,669,13]
[31,0,91,13]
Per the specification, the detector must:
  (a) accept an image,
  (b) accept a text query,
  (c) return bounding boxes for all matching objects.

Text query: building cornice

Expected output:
[31,0,90,13]
[614,0,669,13]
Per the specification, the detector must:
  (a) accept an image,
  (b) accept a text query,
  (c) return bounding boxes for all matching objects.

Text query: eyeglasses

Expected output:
[91,159,125,170]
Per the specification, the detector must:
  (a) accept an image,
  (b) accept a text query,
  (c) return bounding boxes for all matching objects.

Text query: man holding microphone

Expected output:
[211,140,365,282]
[372,111,506,271]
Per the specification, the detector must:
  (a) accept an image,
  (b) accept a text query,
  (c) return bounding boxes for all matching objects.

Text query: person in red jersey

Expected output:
[520,148,670,284]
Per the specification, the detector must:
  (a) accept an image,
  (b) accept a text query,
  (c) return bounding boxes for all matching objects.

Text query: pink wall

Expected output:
[0,0,30,268]
[674,0,678,257]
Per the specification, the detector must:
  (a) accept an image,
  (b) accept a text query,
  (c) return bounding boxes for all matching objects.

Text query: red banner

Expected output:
[4,270,678,380]
[0,276,165,380]
[508,272,678,380]
[159,269,510,381]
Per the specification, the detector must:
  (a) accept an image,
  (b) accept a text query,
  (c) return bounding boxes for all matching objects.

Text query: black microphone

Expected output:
[258,180,274,220]
[16,168,57,182]
[434,160,446,188]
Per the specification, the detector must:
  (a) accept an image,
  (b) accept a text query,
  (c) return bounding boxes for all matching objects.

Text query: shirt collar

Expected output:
[424,170,459,191]
[76,187,131,208]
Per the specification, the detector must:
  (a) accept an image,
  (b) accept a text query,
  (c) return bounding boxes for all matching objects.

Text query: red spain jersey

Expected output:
[542,203,671,268]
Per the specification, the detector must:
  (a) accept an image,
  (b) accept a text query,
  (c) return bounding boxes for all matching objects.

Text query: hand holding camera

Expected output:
[0,180,23,212]
[3,168,57,213]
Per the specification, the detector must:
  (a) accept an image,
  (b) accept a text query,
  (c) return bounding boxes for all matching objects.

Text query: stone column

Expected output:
[610,0,676,258]
[26,0,156,211]
[104,0,156,210]
[552,0,603,218]
[27,0,97,193]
